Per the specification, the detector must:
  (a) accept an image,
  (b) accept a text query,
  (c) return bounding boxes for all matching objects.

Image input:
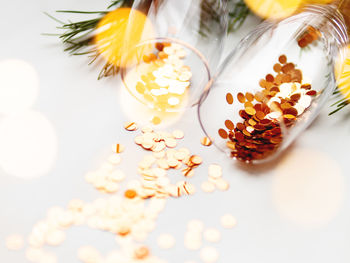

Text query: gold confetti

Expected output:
[220,214,237,229]
[200,247,219,263]
[112,143,125,153]
[201,181,216,193]
[45,229,66,246]
[5,234,24,251]
[151,116,162,125]
[203,228,221,243]
[124,121,138,131]
[200,137,212,146]
[157,234,176,249]
[9,124,207,263]
[172,129,184,139]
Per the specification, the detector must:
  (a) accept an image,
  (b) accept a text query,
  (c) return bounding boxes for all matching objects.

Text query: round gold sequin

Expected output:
[134,246,150,260]
[224,120,234,130]
[283,114,296,119]
[46,229,66,246]
[201,181,216,193]
[226,93,234,104]
[172,130,184,139]
[265,74,274,82]
[124,121,138,131]
[226,141,235,150]
[218,129,228,139]
[5,234,24,251]
[244,101,254,108]
[220,214,237,228]
[203,228,221,243]
[112,143,125,153]
[200,247,219,263]
[124,189,137,199]
[165,137,177,148]
[273,63,282,73]
[278,55,287,64]
[306,90,317,96]
[245,92,254,102]
[157,234,176,249]
[245,107,256,116]
[201,137,212,146]
[255,111,265,120]
[190,155,202,165]
[237,92,245,103]
[151,116,161,125]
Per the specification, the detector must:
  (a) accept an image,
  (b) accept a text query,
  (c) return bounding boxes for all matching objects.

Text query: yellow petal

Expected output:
[95,8,154,68]
[335,45,350,101]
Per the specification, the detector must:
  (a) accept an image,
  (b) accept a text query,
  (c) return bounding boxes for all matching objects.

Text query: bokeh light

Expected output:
[244,0,303,19]
[244,0,336,20]
[0,59,39,114]
[95,8,154,68]
[271,148,345,228]
[0,110,58,179]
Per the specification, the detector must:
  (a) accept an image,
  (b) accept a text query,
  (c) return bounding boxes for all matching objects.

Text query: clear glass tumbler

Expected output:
[119,0,229,114]
[198,3,349,163]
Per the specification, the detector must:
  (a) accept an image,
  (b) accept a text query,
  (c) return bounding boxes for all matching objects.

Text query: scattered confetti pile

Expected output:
[5,123,235,263]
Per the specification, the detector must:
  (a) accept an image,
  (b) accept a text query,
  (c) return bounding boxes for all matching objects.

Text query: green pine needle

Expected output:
[330,91,350,115]
[44,0,350,115]
[228,0,250,32]
[45,0,133,78]
[46,0,251,79]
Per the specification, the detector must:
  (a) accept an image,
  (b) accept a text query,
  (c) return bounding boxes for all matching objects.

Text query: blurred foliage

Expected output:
[46,0,250,79]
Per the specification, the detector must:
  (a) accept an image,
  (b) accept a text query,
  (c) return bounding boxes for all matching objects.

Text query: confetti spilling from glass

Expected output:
[219,55,317,162]
[5,123,236,263]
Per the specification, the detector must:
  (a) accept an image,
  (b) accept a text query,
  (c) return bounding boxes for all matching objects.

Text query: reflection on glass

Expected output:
[118,0,228,119]
[198,4,348,163]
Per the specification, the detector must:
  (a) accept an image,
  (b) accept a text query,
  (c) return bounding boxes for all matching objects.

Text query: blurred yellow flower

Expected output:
[244,0,335,20]
[95,8,154,68]
[335,45,350,101]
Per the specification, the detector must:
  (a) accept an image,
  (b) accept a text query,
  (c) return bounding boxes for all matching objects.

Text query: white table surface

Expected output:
[0,0,349,262]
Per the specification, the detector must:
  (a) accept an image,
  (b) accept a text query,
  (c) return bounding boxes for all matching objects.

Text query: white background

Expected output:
[0,0,349,262]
